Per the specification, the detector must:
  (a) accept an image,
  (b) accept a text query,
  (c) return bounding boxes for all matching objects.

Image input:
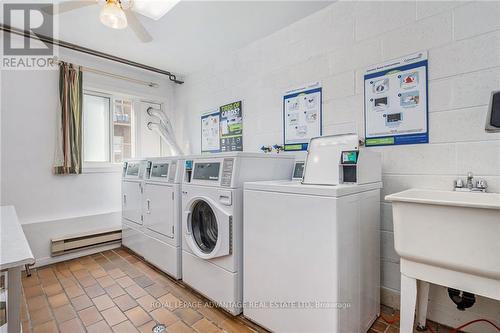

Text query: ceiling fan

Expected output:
[44,0,181,43]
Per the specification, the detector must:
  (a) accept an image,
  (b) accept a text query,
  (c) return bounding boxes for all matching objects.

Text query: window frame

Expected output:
[82,89,136,173]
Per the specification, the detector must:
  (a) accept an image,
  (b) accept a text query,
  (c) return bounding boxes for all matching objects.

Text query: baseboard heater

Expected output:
[51,227,122,256]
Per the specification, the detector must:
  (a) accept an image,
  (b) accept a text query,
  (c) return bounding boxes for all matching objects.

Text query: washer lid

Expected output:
[244,180,382,197]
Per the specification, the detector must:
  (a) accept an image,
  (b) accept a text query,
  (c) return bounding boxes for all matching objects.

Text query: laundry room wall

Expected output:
[0,36,177,266]
[174,1,500,331]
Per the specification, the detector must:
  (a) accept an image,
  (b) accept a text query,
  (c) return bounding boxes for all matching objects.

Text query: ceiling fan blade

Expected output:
[124,10,153,43]
[42,1,97,15]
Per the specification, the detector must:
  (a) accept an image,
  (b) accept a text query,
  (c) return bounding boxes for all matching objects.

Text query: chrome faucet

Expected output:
[454,172,488,192]
[466,172,474,190]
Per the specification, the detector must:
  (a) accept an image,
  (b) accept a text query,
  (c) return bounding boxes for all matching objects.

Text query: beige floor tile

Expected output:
[68,262,85,272]
[27,295,48,312]
[30,306,53,326]
[85,284,106,298]
[78,306,103,326]
[112,320,139,333]
[174,307,203,326]
[78,275,97,288]
[87,320,113,333]
[53,304,77,323]
[58,317,85,333]
[97,275,115,288]
[72,269,89,279]
[116,276,135,288]
[192,318,222,333]
[64,285,85,299]
[126,284,148,299]
[144,283,169,298]
[150,308,179,326]
[220,318,255,333]
[158,293,182,310]
[59,278,78,289]
[90,268,108,278]
[101,306,128,326]
[108,268,126,279]
[136,294,158,312]
[114,293,139,312]
[24,285,45,299]
[133,275,154,288]
[371,321,389,333]
[32,319,58,333]
[168,320,196,333]
[22,276,40,288]
[125,306,151,327]
[138,321,157,333]
[71,294,93,311]
[106,283,127,299]
[22,320,31,333]
[43,283,63,297]
[92,294,115,311]
[47,292,69,308]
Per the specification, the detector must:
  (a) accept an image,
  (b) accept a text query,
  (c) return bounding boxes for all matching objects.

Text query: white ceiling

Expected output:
[3,1,331,76]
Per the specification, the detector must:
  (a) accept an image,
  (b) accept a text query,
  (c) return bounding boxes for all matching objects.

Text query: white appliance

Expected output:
[141,157,184,279]
[243,135,382,333]
[121,157,185,279]
[121,159,149,255]
[181,152,295,315]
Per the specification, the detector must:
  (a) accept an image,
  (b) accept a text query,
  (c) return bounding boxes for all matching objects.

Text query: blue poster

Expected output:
[283,82,322,151]
[364,52,429,146]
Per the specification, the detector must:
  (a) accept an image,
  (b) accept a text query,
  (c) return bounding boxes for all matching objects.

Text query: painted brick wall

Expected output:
[174,1,500,330]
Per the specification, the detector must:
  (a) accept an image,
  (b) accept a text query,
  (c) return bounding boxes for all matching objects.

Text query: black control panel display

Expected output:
[151,163,169,178]
[193,163,220,181]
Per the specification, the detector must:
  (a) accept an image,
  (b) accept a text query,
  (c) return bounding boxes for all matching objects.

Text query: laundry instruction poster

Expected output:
[201,109,221,153]
[364,51,428,146]
[283,82,322,151]
[219,101,243,152]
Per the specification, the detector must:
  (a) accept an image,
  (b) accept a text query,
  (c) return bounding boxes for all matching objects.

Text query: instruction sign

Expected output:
[364,51,428,146]
[201,109,221,153]
[220,101,243,152]
[283,82,322,151]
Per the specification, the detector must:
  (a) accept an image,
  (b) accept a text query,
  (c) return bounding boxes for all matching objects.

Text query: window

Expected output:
[83,91,135,168]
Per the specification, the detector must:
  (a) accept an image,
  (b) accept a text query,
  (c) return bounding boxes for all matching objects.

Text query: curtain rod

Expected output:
[58,60,160,88]
[0,24,184,84]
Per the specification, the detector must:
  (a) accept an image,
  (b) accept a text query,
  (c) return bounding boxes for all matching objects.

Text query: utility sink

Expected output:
[386,189,500,332]
[386,189,500,281]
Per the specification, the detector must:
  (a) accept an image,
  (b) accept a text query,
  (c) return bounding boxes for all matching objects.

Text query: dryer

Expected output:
[181,152,294,315]
[121,160,149,255]
[141,157,184,279]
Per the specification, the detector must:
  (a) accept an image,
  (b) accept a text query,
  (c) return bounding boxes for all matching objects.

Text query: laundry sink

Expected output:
[386,189,500,281]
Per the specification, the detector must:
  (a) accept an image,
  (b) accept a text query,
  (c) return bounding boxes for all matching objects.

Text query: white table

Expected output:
[0,206,35,333]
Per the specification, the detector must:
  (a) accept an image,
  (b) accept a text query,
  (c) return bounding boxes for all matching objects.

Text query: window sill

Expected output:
[82,163,122,174]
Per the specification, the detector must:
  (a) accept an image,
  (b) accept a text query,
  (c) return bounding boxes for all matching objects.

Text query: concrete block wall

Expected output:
[174,1,500,330]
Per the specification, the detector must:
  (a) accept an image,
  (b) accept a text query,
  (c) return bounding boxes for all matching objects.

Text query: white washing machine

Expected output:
[141,157,184,279]
[121,160,149,255]
[243,135,382,333]
[181,152,295,315]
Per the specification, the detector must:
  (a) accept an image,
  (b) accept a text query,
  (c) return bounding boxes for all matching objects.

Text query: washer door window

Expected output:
[191,201,218,253]
[185,197,231,259]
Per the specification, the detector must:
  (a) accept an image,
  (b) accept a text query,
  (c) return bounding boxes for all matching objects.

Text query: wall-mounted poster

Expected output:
[220,101,243,152]
[201,109,221,153]
[283,82,322,151]
[364,51,428,146]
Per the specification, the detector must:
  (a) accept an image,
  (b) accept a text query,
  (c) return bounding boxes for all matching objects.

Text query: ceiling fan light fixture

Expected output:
[100,0,128,29]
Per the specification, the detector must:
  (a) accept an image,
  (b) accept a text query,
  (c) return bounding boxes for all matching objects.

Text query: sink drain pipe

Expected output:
[448,288,476,310]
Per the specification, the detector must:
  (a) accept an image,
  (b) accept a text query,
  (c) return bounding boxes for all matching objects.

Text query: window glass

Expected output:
[83,94,110,162]
[113,99,134,163]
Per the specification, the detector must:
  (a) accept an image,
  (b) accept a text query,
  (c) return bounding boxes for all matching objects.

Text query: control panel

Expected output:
[221,158,234,187]
[292,161,305,180]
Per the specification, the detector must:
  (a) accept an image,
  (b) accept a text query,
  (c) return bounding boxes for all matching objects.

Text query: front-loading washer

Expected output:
[181,152,294,315]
